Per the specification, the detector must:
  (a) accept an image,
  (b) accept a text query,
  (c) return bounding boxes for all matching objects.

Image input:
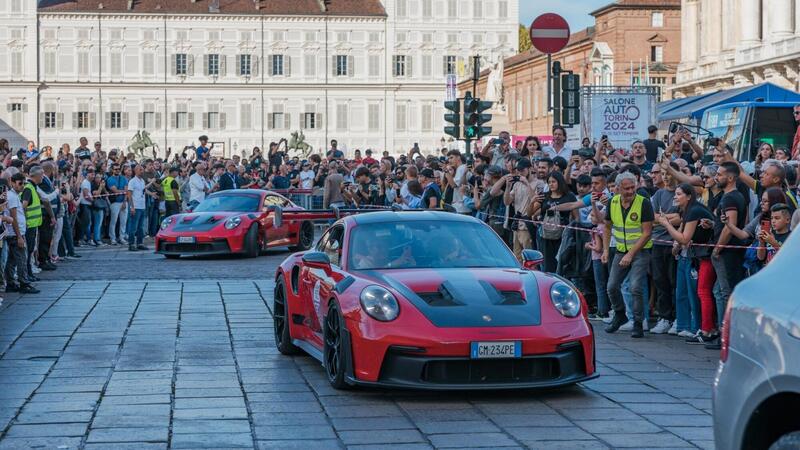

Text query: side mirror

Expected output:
[521,249,544,270]
[267,205,283,228]
[302,251,331,268]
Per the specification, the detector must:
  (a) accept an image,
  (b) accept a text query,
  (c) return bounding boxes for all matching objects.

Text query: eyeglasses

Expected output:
[794,111,800,116]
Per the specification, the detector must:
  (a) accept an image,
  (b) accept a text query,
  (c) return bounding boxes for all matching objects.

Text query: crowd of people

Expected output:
[2,119,799,345]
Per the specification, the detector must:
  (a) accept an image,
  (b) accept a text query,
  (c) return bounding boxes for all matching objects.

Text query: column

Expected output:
[796,0,800,34]
[740,0,761,46]
[708,0,723,54]
[683,0,698,62]
[771,0,795,39]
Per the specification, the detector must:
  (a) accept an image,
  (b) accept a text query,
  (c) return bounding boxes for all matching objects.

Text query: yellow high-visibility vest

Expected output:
[610,194,652,252]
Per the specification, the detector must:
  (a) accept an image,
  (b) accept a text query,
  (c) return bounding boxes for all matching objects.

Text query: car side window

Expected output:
[322,225,344,267]
[263,195,287,209]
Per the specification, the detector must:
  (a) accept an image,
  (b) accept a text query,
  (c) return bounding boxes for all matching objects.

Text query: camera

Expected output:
[512,176,520,183]
[708,137,721,147]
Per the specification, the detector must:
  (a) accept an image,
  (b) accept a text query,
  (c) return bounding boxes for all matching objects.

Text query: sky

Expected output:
[519,0,611,32]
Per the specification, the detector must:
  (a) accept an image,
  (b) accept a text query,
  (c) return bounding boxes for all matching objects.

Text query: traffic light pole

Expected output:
[546,54,552,113]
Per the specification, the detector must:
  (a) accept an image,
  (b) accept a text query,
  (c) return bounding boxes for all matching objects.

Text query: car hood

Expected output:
[171,211,247,232]
[358,268,541,328]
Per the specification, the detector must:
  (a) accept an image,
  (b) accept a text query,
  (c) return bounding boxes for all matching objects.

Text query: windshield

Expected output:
[193,194,260,212]
[703,106,747,158]
[752,107,795,157]
[348,220,519,270]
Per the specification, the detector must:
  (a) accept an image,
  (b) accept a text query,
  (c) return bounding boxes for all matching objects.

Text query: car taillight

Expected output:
[720,295,735,362]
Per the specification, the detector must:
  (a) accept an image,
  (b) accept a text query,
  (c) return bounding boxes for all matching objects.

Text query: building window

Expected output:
[422,33,433,44]
[368,104,380,132]
[142,111,156,129]
[447,0,457,18]
[142,53,155,76]
[110,28,123,41]
[422,0,432,17]
[241,104,252,130]
[443,55,457,75]
[11,0,22,13]
[205,104,220,130]
[77,52,90,76]
[393,55,407,77]
[336,104,348,131]
[397,0,407,18]
[207,54,220,76]
[303,112,317,130]
[305,31,316,42]
[269,105,286,130]
[110,52,122,76]
[396,32,407,43]
[498,0,508,19]
[368,32,380,43]
[76,111,90,129]
[337,32,348,42]
[473,34,483,45]
[271,54,284,76]
[44,52,56,77]
[175,54,188,76]
[144,30,155,41]
[241,31,253,43]
[422,54,432,77]
[421,103,433,132]
[651,45,663,63]
[43,112,57,129]
[9,103,24,127]
[473,0,481,17]
[396,104,407,132]
[304,54,316,77]
[447,33,458,44]
[368,54,381,77]
[652,12,664,27]
[11,52,23,78]
[239,54,252,76]
[175,105,189,130]
[176,30,188,42]
[335,55,349,76]
[272,30,286,42]
[110,111,122,129]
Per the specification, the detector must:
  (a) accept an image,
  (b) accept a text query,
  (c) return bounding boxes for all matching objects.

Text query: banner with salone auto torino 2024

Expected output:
[590,94,652,146]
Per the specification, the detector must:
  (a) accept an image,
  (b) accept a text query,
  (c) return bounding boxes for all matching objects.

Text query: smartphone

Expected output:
[761,219,771,233]
[601,134,608,142]
[571,150,579,157]
[512,176,520,182]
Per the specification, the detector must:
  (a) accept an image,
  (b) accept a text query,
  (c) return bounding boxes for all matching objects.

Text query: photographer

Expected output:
[444,150,470,213]
[503,158,543,260]
[353,167,379,207]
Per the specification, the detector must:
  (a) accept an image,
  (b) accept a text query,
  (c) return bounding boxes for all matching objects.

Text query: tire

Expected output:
[243,224,259,258]
[770,431,800,450]
[289,222,314,252]
[164,254,180,259]
[273,278,300,355]
[323,301,350,390]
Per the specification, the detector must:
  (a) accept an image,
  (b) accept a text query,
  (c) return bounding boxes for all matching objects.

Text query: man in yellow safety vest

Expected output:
[162,166,181,217]
[602,171,654,338]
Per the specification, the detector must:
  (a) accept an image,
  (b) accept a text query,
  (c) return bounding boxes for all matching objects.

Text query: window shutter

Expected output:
[89,112,96,129]
[267,113,274,130]
[267,55,273,76]
[332,56,337,76]
[122,112,129,129]
[22,104,28,113]
[348,55,354,77]
[407,56,413,78]
[202,112,209,130]
[39,112,45,128]
[170,112,177,129]
[284,113,291,130]
[105,112,111,127]
[187,55,195,76]
[6,104,11,112]
[155,113,162,129]
[204,54,209,76]
[56,113,64,129]
[236,55,242,76]
[188,112,195,129]
[171,54,177,75]
[392,56,398,77]
[251,55,259,77]
[442,56,448,76]
[220,55,226,76]
[316,113,322,130]
[220,113,226,130]
[72,112,78,128]
[285,56,292,77]
[138,112,144,128]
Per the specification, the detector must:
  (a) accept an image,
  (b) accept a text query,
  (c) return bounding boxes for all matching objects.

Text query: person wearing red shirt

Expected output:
[362,149,378,166]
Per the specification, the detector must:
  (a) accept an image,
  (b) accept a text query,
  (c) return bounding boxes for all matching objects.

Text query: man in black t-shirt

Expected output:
[643,125,666,163]
[419,168,442,209]
[708,161,747,349]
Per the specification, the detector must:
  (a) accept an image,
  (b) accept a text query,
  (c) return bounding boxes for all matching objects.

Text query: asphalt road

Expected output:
[0,241,719,449]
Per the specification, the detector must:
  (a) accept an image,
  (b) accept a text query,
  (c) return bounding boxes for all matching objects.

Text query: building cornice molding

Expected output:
[17,81,447,91]
[38,12,386,24]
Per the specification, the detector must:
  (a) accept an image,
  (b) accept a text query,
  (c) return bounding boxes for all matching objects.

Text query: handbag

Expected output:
[541,210,564,240]
[92,197,110,211]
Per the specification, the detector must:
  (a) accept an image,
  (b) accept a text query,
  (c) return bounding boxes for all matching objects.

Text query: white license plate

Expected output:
[470,341,522,359]
[177,236,196,244]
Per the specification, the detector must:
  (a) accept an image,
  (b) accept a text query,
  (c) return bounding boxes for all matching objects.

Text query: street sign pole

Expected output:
[547,54,552,113]
[530,13,571,130]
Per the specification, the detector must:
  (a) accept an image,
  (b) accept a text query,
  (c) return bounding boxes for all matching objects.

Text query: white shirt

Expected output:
[79,179,92,205]
[299,170,315,189]
[4,189,26,236]
[543,144,573,161]
[127,176,146,210]
[451,164,471,213]
[189,172,208,204]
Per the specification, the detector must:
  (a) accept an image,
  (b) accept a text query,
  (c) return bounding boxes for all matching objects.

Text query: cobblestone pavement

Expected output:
[0,244,719,449]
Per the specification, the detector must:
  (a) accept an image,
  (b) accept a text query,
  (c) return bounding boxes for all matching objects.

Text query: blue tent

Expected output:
[657,82,800,123]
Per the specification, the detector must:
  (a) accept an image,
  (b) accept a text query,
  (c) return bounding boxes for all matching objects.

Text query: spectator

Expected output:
[530,171,577,273]
[419,168,441,209]
[106,163,128,245]
[543,126,571,160]
[643,125,666,163]
[4,173,39,294]
[163,166,181,217]
[126,164,147,251]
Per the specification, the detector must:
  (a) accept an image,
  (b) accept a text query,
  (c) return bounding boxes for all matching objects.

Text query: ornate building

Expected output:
[672,0,800,97]
[0,0,518,155]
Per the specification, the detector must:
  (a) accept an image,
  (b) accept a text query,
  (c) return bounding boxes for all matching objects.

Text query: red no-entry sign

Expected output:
[529,13,571,54]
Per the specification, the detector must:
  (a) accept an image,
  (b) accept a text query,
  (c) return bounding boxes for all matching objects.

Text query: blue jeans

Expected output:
[79,204,92,241]
[127,209,145,246]
[607,250,651,324]
[675,256,701,333]
[60,213,76,256]
[592,259,610,316]
[622,274,650,323]
[146,197,161,237]
[92,208,104,242]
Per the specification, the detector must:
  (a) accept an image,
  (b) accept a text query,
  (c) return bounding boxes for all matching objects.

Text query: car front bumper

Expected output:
[155,231,247,256]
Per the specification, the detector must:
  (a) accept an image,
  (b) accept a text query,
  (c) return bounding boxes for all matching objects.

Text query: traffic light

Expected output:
[561,73,580,126]
[463,92,493,140]
[444,100,461,139]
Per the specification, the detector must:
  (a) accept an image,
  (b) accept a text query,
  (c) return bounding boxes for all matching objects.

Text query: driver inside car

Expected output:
[351,233,415,269]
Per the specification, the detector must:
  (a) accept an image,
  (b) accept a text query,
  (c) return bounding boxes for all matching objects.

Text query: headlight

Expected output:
[550,282,581,317]
[224,216,242,230]
[160,217,174,230]
[359,285,400,321]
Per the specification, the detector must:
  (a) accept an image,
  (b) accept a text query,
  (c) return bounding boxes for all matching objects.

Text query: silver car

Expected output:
[713,230,800,450]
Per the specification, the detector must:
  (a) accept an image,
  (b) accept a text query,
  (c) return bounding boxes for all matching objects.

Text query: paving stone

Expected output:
[87,427,169,443]
[170,432,255,448]
[667,426,715,441]
[574,419,663,434]
[415,419,501,434]
[596,432,692,448]
[331,416,416,431]
[0,437,83,450]
[256,440,342,450]
[84,444,167,450]
[14,410,93,424]
[5,423,89,438]
[250,412,330,426]
[172,407,249,420]
[254,424,336,440]
[427,432,518,448]
[522,440,610,450]
[174,397,246,409]
[506,426,594,441]
[172,419,252,434]
[489,414,573,427]
[338,429,427,445]
[643,414,713,427]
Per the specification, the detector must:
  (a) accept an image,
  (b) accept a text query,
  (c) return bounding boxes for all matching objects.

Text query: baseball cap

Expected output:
[516,158,532,170]
[419,168,435,178]
[486,165,503,176]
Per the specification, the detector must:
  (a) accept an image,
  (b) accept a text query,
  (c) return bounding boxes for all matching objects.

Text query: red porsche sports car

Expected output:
[274,211,597,390]
[155,189,315,258]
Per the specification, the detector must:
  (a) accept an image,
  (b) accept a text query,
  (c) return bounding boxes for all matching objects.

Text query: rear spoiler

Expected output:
[277,204,457,223]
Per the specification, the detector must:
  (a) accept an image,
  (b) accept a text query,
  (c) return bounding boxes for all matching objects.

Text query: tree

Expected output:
[518,24,532,53]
